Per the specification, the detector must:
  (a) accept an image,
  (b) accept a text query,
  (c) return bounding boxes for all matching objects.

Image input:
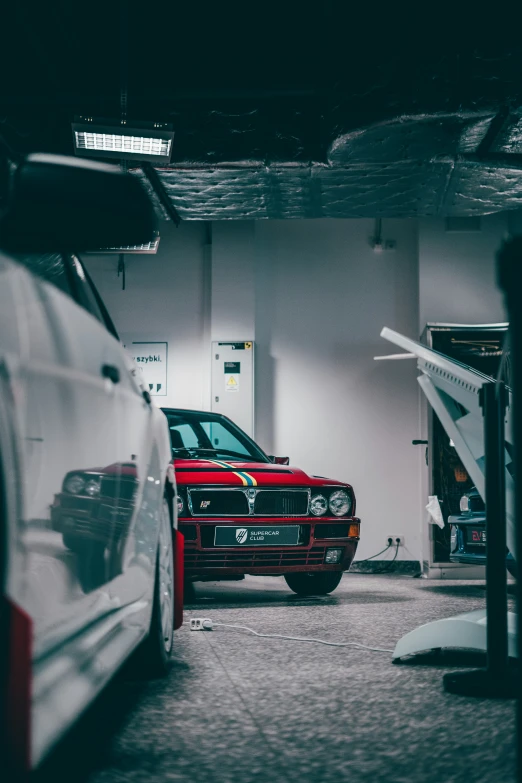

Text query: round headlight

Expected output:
[310,494,328,516]
[329,490,351,517]
[64,475,85,495]
[84,478,101,497]
[177,495,184,516]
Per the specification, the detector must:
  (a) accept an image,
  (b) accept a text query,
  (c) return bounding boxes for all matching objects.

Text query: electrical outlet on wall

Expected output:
[387,535,405,547]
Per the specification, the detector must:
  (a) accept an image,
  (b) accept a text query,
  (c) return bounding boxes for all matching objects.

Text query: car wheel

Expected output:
[131,494,174,677]
[284,571,343,596]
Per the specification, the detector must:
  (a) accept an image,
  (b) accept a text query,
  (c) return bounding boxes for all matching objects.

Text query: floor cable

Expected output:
[352,542,393,563]
[188,620,393,653]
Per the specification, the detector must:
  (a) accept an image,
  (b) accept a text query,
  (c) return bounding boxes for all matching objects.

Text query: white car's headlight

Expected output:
[310,494,328,516]
[329,490,351,517]
[64,475,86,495]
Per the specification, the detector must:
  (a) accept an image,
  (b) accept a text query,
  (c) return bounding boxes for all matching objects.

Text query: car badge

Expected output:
[236,528,248,543]
[246,489,256,500]
[200,500,211,508]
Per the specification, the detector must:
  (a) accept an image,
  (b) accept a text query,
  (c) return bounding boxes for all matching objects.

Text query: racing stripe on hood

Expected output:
[206,459,258,487]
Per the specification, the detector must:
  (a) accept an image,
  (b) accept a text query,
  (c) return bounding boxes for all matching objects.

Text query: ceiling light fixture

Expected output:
[72,117,174,164]
[85,232,161,255]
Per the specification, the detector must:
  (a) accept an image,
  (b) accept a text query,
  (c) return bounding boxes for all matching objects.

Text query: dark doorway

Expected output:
[424,324,507,562]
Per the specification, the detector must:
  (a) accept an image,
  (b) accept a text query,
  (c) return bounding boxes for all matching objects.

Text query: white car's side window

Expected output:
[13,253,73,297]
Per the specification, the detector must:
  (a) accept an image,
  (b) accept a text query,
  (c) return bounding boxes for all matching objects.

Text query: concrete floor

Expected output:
[38,574,516,783]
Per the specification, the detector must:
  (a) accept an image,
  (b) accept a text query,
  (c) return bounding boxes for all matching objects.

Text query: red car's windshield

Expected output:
[162,409,270,463]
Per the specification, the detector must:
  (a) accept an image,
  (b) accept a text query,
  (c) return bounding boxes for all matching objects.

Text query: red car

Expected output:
[162,408,360,595]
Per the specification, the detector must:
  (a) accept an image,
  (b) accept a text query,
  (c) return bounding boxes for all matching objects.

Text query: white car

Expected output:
[0,155,183,775]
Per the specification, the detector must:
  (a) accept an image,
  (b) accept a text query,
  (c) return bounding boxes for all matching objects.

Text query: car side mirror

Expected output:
[268,456,290,465]
[0,153,157,253]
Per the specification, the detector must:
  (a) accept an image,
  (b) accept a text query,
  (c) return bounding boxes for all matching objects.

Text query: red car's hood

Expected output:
[173,458,350,489]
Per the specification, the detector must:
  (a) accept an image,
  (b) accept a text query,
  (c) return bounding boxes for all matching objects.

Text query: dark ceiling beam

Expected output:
[475,107,511,159]
[142,164,182,227]
[462,153,522,170]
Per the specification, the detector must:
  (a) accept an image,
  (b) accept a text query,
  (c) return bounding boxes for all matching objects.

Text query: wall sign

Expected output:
[224,360,240,392]
[131,342,168,396]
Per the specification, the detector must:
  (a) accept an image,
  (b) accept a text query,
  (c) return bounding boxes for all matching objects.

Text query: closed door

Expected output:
[211,341,254,437]
[12,262,123,658]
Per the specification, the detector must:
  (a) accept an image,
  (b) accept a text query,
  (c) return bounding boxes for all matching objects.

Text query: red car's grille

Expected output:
[187,488,310,517]
[185,546,327,570]
[254,490,309,516]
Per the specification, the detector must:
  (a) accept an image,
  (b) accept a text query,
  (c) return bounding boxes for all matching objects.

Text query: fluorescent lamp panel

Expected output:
[75,133,171,158]
[86,235,161,255]
[72,117,174,163]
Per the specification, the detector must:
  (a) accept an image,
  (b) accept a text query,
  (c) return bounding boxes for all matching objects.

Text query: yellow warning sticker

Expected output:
[244,341,252,350]
[225,374,239,392]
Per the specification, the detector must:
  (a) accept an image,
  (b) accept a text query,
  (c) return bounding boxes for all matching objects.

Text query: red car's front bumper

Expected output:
[179,518,360,579]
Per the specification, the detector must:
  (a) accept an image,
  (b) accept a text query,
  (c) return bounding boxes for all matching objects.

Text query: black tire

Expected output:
[75,541,106,592]
[284,571,343,596]
[184,578,197,603]
[62,532,81,551]
[128,495,174,678]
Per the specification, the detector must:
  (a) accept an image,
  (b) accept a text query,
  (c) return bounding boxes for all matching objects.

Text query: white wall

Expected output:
[253,219,421,561]
[84,220,209,410]
[211,222,255,341]
[418,213,508,328]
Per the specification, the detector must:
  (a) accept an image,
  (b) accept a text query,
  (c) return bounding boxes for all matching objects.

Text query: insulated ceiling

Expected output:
[2,2,522,220]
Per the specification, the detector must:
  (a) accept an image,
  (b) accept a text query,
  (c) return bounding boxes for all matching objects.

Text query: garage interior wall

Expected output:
[85,213,514,564]
[252,219,420,561]
[84,221,209,410]
[418,213,508,328]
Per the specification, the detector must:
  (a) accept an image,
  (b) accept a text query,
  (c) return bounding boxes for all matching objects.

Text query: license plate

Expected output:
[214,525,300,547]
[468,529,486,545]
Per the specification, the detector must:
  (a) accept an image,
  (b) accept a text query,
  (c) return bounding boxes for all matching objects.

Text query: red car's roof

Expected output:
[173,458,350,489]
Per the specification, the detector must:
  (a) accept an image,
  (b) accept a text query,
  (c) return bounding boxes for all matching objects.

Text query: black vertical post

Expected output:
[497,237,522,783]
[443,379,513,697]
[483,382,508,675]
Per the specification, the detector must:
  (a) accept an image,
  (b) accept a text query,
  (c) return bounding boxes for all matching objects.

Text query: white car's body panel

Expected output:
[0,253,174,767]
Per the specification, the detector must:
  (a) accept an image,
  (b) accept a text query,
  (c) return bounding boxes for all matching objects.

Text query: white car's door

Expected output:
[73,258,165,607]
[7,256,121,647]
